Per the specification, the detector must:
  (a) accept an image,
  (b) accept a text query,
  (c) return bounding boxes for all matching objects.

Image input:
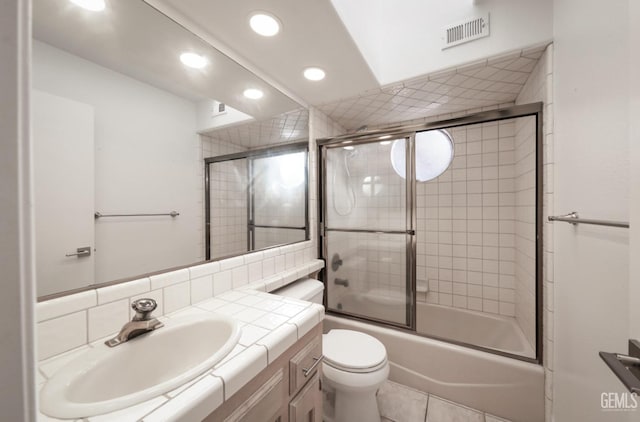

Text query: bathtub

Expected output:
[416,303,535,359]
[323,314,545,422]
[336,294,535,358]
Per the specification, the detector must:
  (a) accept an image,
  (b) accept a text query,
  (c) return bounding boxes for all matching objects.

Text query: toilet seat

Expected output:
[323,329,387,373]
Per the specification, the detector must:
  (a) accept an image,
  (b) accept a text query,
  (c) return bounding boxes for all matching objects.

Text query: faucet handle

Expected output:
[131,298,157,321]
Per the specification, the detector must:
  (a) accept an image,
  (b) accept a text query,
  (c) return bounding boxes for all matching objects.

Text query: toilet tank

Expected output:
[273,278,324,304]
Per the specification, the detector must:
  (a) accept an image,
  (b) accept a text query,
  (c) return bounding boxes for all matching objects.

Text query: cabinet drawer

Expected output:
[289,372,321,422]
[289,336,322,395]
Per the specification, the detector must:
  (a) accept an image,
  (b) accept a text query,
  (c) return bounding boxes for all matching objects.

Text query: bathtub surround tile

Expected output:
[37,290,96,322]
[38,311,87,360]
[88,299,129,342]
[376,380,428,422]
[426,395,484,422]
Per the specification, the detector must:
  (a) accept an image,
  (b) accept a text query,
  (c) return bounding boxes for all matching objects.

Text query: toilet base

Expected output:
[322,377,384,422]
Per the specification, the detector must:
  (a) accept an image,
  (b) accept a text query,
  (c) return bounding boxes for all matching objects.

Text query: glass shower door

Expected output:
[323,139,414,328]
[251,151,308,250]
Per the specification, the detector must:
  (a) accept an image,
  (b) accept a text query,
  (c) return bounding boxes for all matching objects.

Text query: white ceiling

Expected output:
[33,0,302,121]
[151,0,381,106]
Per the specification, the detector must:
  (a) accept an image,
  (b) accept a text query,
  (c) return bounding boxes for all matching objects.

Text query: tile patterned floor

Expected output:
[376,381,512,422]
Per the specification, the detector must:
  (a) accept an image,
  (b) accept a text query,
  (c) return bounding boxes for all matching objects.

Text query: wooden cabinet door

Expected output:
[289,373,321,422]
[224,369,285,422]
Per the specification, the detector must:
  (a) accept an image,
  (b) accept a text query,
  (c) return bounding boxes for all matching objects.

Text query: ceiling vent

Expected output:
[442,13,489,50]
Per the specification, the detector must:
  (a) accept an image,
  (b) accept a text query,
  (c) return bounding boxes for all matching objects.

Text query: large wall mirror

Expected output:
[205,143,309,261]
[33,0,309,298]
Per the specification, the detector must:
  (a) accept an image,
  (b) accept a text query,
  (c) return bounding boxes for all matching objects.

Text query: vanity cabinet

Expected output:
[205,323,323,422]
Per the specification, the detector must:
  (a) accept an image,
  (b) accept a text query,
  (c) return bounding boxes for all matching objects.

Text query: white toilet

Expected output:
[275,279,389,422]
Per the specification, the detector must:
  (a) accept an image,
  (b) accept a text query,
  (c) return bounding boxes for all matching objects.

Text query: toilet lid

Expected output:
[323,330,387,372]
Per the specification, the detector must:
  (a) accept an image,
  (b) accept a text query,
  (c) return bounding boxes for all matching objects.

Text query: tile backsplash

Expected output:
[36,243,323,361]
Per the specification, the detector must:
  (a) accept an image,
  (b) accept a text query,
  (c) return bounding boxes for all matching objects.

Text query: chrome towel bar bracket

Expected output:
[548,211,629,228]
[600,339,640,394]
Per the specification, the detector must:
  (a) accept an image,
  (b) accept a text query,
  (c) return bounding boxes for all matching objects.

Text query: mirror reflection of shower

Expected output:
[332,147,357,216]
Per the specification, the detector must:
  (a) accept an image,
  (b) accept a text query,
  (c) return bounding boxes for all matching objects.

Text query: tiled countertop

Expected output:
[38,289,325,421]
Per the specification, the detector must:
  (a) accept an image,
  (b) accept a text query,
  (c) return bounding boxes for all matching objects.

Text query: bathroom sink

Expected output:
[40,313,241,418]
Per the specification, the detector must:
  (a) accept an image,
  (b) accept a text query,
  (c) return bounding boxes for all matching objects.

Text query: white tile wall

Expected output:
[515,44,554,421]
[317,45,547,131]
[415,119,524,318]
[202,136,248,259]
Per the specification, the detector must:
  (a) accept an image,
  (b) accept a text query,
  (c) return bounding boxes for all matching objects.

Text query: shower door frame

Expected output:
[204,141,310,261]
[318,134,418,330]
[318,102,544,364]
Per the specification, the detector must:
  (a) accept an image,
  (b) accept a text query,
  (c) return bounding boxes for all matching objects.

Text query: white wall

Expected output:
[553,1,632,421]
[630,0,640,342]
[331,0,553,85]
[32,41,202,285]
[514,44,554,420]
[0,0,36,419]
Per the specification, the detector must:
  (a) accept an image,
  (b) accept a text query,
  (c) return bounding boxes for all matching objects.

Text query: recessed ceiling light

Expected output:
[69,0,105,11]
[343,146,355,151]
[249,13,281,37]
[303,67,326,81]
[180,52,207,69]
[380,141,391,145]
[243,88,264,100]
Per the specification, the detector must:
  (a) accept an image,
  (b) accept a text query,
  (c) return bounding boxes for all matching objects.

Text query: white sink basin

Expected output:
[40,313,241,418]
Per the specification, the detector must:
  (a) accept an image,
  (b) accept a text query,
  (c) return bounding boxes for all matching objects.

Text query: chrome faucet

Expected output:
[105,298,164,347]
